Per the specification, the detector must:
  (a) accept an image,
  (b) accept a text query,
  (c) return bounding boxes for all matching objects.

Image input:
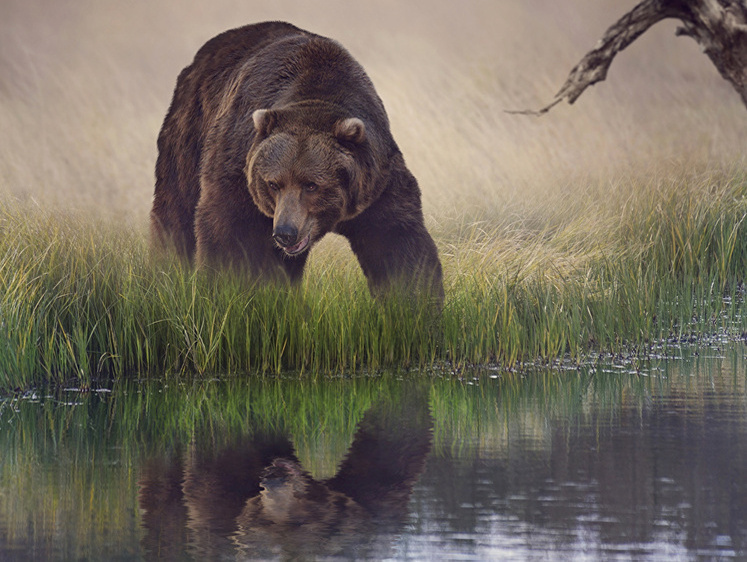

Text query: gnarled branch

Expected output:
[511,0,747,115]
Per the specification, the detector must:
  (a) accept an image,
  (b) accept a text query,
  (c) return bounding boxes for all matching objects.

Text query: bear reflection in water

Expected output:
[138,390,432,560]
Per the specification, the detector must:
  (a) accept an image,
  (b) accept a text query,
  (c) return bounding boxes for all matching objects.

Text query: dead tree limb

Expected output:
[511,0,747,115]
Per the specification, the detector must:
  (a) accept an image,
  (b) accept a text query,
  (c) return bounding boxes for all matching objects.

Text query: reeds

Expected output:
[0,167,745,389]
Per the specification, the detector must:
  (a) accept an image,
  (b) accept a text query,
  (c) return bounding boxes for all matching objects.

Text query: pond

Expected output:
[1,342,746,560]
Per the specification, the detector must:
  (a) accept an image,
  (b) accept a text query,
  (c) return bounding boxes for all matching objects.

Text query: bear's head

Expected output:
[246,103,371,256]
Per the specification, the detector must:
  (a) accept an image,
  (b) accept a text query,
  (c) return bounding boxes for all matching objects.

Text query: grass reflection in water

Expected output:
[1,347,746,559]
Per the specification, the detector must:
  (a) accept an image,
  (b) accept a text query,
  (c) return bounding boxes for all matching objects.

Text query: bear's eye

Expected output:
[267,181,280,191]
[304,182,318,193]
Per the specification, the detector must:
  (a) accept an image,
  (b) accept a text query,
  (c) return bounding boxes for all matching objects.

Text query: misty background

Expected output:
[1,0,744,231]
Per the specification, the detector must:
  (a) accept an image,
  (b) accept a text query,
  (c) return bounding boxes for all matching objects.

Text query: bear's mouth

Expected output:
[281,233,310,255]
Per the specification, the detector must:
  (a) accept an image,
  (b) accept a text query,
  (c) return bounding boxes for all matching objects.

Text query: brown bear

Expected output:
[151,21,443,301]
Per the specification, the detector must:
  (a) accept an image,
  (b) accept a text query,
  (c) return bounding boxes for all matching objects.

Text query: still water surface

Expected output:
[1,343,746,560]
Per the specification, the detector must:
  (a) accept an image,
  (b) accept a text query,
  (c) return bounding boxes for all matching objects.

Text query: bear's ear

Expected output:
[334,117,366,145]
[252,109,277,138]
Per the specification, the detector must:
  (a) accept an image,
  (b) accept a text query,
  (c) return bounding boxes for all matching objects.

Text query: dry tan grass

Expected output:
[1,0,744,245]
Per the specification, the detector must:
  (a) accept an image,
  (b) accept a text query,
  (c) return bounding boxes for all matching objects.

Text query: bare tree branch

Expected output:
[510,0,747,115]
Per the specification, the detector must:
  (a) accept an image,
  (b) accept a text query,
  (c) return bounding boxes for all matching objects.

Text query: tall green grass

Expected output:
[1,167,745,389]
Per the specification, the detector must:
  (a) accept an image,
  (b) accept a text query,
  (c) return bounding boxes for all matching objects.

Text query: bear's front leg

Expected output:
[338,162,444,305]
[194,190,300,283]
[341,216,444,305]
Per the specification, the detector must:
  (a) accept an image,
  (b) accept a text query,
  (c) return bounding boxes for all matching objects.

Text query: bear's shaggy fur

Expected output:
[151,21,443,300]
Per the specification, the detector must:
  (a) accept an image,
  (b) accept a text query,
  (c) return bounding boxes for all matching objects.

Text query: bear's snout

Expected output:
[273,221,310,255]
[272,224,298,248]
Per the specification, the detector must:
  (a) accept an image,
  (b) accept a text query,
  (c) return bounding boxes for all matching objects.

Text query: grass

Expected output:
[0,165,745,390]
[1,2,746,389]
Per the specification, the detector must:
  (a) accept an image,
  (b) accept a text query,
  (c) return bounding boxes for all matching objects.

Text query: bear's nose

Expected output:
[272,225,298,248]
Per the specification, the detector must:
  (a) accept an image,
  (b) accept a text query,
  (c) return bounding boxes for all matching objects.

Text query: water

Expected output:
[1,343,746,560]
